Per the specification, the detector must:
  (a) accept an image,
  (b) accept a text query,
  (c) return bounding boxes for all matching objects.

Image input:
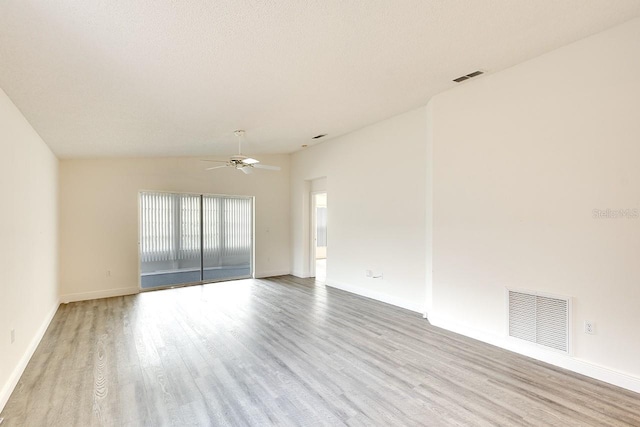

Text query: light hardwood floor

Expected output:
[1,276,639,426]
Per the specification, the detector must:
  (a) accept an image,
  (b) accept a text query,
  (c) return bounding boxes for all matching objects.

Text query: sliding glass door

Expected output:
[139,192,253,289]
[202,196,252,281]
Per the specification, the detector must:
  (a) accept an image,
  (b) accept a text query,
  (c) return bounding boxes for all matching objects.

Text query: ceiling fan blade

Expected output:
[205,165,228,171]
[240,166,253,174]
[253,164,281,171]
[243,157,259,165]
[200,159,228,163]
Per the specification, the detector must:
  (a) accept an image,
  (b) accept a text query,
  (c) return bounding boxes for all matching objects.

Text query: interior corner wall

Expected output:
[290,107,429,313]
[429,17,640,385]
[424,100,434,315]
[0,88,59,411]
[59,155,291,302]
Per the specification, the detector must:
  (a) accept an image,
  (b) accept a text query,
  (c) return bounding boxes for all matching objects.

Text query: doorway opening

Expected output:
[311,192,327,282]
[138,191,253,290]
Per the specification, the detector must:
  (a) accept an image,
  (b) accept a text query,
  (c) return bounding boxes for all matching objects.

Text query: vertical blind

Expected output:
[140,192,252,263]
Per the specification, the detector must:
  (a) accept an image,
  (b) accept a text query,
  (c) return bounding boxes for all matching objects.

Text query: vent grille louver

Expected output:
[453,70,484,83]
[508,289,569,353]
[466,70,484,78]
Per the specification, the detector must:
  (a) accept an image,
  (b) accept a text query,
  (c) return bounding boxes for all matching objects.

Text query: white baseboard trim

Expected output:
[0,301,59,413]
[290,270,311,279]
[255,270,291,279]
[429,314,640,394]
[325,280,425,314]
[60,286,139,304]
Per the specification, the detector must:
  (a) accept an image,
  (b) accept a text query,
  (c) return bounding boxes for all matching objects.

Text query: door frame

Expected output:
[309,191,327,278]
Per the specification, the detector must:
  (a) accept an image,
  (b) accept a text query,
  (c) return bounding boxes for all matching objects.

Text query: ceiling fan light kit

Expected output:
[201,130,281,174]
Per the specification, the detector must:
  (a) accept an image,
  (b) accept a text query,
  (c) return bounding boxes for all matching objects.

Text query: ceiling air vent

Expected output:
[508,288,570,354]
[453,70,484,83]
[312,134,327,139]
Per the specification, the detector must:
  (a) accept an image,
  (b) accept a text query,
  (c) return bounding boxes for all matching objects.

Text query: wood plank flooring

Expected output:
[1,276,639,426]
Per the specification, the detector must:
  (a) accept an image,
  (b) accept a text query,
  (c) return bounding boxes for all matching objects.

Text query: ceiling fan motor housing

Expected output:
[230,155,249,162]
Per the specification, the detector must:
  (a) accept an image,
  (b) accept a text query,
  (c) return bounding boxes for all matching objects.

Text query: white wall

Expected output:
[290,108,428,312]
[429,17,640,385]
[0,88,59,410]
[59,156,290,301]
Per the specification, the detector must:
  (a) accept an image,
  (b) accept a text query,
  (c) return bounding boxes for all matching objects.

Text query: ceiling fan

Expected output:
[201,130,281,174]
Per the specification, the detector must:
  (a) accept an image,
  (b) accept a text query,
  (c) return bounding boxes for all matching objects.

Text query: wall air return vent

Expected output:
[507,289,570,354]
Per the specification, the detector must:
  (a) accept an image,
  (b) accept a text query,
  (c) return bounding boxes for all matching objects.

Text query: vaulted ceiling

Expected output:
[2,1,640,158]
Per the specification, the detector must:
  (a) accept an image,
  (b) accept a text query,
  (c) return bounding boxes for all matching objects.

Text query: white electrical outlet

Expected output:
[10,329,15,344]
[584,321,596,335]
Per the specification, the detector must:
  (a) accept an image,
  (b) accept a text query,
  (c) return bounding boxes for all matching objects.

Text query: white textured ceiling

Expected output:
[1,1,640,158]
